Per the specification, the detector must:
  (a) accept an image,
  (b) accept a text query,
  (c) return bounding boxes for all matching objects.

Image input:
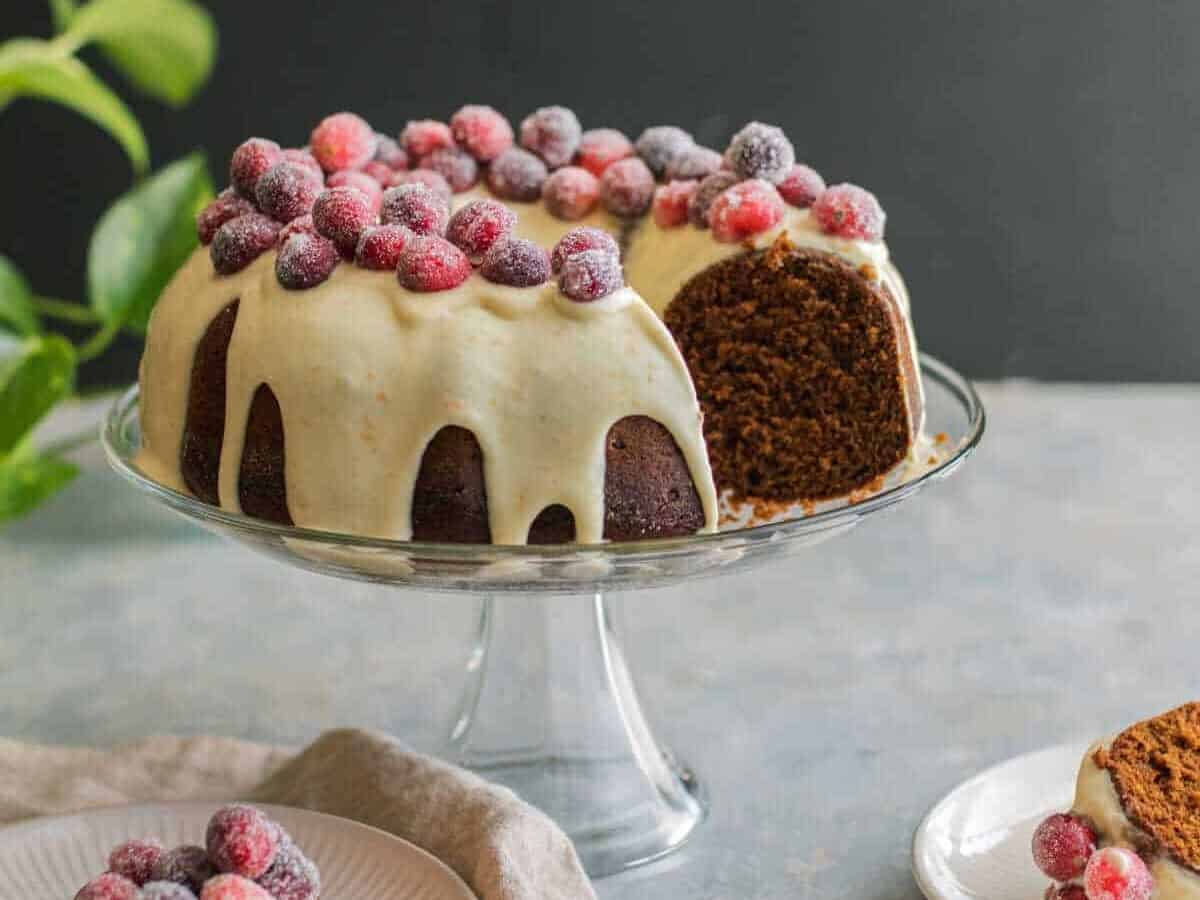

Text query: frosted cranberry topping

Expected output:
[397,235,472,292]
[519,105,582,169]
[310,112,376,173]
[450,104,514,161]
[486,147,548,202]
[708,179,785,242]
[542,166,601,220]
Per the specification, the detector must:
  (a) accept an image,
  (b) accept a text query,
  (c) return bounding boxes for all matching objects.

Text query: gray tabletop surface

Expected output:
[3,382,1198,899]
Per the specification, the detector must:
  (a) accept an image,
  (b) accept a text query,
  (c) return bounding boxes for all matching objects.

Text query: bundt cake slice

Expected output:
[1032,703,1200,900]
[625,204,922,514]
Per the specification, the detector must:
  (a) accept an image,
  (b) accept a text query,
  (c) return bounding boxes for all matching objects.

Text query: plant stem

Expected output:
[33,296,101,325]
[76,320,121,363]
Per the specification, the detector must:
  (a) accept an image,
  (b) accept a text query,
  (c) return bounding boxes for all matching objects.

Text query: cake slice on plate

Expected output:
[1033,702,1200,900]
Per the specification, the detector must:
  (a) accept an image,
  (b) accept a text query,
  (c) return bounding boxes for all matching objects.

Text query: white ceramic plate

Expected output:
[0,802,476,900]
[913,741,1091,900]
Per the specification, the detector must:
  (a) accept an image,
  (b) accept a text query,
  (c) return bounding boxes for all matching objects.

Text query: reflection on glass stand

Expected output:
[104,355,984,877]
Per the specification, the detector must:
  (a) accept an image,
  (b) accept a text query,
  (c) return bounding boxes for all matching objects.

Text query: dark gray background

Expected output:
[3,0,1197,384]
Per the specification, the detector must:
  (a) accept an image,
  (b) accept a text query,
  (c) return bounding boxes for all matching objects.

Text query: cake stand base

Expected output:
[446,593,705,877]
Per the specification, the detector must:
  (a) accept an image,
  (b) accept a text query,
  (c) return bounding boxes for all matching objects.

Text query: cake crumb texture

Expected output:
[1104,702,1200,872]
[664,237,912,503]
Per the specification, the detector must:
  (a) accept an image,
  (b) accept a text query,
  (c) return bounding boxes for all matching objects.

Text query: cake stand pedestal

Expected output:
[448,592,704,874]
[103,355,984,878]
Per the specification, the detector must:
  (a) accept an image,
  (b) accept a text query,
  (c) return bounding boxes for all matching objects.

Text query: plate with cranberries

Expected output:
[913,742,1096,900]
[0,802,475,899]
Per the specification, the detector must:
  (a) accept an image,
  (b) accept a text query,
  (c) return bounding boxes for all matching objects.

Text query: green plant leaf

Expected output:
[48,0,78,33]
[65,0,216,107]
[0,255,40,337]
[88,152,212,333]
[0,335,76,456]
[0,38,148,173]
[0,443,78,524]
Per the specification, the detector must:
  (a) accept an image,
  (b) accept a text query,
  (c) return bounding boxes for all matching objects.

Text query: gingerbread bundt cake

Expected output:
[137,105,923,543]
[1032,703,1200,900]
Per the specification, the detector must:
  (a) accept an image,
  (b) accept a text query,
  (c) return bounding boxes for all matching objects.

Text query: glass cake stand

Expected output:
[102,354,984,878]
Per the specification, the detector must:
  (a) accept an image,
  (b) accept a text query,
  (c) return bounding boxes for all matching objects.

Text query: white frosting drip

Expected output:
[138,249,718,544]
[1072,740,1200,900]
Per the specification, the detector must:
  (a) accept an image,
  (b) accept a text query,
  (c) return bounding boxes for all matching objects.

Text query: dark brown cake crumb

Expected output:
[1102,702,1200,872]
[664,237,918,504]
[181,299,239,504]
[238,383,292,525]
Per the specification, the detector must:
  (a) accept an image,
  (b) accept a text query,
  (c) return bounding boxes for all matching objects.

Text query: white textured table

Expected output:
[4,383,1198,899]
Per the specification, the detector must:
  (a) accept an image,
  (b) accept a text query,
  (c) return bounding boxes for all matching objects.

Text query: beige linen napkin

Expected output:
[0,728,596,900]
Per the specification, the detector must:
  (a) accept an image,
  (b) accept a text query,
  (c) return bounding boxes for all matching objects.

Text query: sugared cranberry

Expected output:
[634,125,693,178]
[559,249,623,301]
[150,845,214,892]
[211,213,280,275]
[687,171,739,228]
[326,169,383,213]
[397,235,472,292]
[389,170,453,207]
[708,179,784,242]
[374,134,409,170]
[812,183,886,241]
[485,147,547,202]
[75,873,140,900]
[276,232,339,289]
[109,838,166,886]
[481,238,551,287]
[230,138,282,199]
[360,160,394,185]
[255,162,321,223]
[418,147,478,192]
[446,199,517,262]
[551,226,619,274]
[206,804,280,879]
[380,183,450,236]
[665,146,723,181]
[450,104,514,161]
[141,884,198,900]
[199,875,273,900]
[280,148,323,180]
[355,224,410,270]
[256,840,320,900]
[400,119,454,159]
[1046,886,1088,900]
[542,166,600,220]
[197,188,256,245]
[777,163,827,208]
[1032,814,1098,881]
[313,186,375,255]
[725,121,795,184]
[600,157,655,217]
[1083,848,1154,900]
[310,112,376,173]
[576,128,634,177]
[652,180,699,228]
[519,105,582,168]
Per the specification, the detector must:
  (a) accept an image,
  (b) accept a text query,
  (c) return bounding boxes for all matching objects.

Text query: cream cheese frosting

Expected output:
[1073,741,1200,900]
[138,248,718,544]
